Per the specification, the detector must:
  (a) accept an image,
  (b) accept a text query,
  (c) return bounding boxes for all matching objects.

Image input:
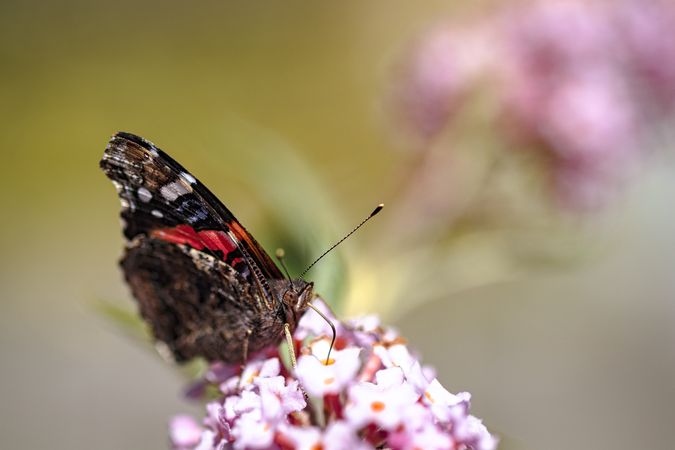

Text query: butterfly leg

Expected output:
[283,323,297,368]
[241,328,253,363]
[283,323,311,402]
[237,329,253,390]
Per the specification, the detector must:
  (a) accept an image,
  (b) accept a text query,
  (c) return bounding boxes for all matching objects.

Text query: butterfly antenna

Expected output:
[300,203,384,278]
[275,248,294,286]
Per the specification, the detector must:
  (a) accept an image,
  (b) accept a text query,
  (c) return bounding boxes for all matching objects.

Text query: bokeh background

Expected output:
[2,1,674,449]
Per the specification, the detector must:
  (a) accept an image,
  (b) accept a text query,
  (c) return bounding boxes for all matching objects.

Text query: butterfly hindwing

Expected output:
[121,236,287,363]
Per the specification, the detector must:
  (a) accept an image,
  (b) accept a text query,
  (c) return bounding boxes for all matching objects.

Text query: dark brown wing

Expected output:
[121,237,287,363]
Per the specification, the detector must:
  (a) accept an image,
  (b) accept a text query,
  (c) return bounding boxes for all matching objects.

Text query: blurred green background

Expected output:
[2,1,674,449]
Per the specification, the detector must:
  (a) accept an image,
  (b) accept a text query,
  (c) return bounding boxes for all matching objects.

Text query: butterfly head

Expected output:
[272,279,314,327]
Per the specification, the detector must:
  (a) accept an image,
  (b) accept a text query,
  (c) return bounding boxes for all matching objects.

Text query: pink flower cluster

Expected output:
[392,0,675,210]
[169,299,497,450]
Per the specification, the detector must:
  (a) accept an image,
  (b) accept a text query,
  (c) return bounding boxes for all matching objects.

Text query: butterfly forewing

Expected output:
[100,132,283,282]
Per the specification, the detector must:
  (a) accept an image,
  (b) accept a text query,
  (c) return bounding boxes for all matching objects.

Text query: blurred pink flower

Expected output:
[499,1,643,209]
[170,298,497,450]
[390,24,494,146]
[615,0,675,114]
[390,0,675,211]
[501,1,615,79]
[170,415,203,449]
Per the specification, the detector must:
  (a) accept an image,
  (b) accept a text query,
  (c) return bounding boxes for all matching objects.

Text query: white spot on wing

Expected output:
[181,172,197,184]
[151,209,163,218]
[160,181,191,201]
[137,187,152,203]
[120,198,135,211]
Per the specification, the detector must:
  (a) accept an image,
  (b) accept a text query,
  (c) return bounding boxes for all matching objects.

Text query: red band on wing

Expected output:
[198,230,238,255]
[151,225,239,259]
[151,225,206,250]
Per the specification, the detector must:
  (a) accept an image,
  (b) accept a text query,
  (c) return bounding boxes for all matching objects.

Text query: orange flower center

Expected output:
[370,401,386,412]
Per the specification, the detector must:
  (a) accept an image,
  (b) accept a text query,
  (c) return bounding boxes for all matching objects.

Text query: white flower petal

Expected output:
[231,411,273,450]
[169,415,202,448]
[374,367,405,388]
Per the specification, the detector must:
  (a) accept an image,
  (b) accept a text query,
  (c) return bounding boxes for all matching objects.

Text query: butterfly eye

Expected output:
[281,289,293,303]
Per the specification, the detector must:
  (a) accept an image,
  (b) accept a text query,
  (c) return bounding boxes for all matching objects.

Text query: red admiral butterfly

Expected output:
[101,132,381,366]
[100,131,319,365]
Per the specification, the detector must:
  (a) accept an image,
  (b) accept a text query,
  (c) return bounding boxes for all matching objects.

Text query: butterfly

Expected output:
[100,132,315,364]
